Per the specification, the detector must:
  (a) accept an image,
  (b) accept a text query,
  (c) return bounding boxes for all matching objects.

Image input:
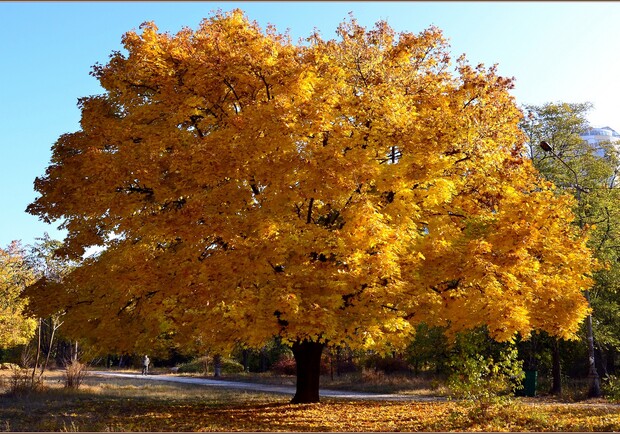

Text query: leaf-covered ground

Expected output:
[1,372,619,432]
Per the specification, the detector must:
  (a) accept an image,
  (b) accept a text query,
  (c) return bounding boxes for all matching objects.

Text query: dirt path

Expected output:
[88,371,445,402]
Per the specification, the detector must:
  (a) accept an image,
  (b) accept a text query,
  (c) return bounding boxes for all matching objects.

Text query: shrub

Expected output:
[236,339,294,373]
[447,346,524,410]
[176,358,204,374]
[603,375,620,402]
[334,359,358,374]
[376,356,410,374]
[7,367,41,396]
[270,354,332,376]
[322,347,362,375]
[177,356,244,375]
[271,356,297,375]
[0,362,21,371]
[64,360,88,389]
[363,354,411,374]
[406,324,450,374]
[220,357,245,374]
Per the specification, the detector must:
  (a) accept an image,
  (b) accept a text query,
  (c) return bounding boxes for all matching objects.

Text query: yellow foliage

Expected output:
[26,10,594,354]
[0,242,37,348]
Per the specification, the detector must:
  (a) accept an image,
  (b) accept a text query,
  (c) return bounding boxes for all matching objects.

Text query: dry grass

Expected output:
[198,369,447,396]
[1,370,620,431]
[322,369,447,395]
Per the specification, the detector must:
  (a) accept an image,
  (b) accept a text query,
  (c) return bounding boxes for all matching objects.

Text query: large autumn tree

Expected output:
[26,10,595,403]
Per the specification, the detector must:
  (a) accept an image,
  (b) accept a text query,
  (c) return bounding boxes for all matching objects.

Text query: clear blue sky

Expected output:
[2,1,620,248]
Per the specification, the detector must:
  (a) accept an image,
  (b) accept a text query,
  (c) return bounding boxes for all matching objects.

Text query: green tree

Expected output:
[522,102,620,397]
[405,323,450,375]
[26,234,76,380]
[447,328,524,406]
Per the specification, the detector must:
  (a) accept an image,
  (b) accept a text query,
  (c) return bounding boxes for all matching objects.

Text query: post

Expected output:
[213,354,222,377]
[585,291,602,397]
[242,349,250,373]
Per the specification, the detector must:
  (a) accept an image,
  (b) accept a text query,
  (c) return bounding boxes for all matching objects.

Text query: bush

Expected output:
[236,339,294,373]
[0,345,26,366]
[176,358,205,374]
[364,354,410,374]
[334,359,358,374]
[220,357,245,374]
[603,375,620,402]
[177,356,244,375]
[64,360,87,389]
[323,347,362,375]
[271,356,297,375]
[6,367,41,396]
[376,356,410,374]
[0,362,21,371]
[406,324,450,374]
[269,354,331,376]
[447,347,524,407]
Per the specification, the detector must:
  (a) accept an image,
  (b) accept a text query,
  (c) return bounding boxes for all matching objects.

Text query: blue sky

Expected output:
[2,1,620,248]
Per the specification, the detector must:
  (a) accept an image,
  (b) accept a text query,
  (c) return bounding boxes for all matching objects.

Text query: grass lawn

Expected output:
[1,370,620,431]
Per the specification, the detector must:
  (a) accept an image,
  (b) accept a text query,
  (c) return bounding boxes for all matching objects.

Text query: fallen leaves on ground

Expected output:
[2,385,620,432]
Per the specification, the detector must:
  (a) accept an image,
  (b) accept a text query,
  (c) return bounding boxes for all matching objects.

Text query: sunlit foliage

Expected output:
[0,242,37,348]
[27,10,594,357]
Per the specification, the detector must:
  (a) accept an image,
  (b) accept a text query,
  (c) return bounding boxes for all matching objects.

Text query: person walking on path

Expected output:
[142,355,150,375]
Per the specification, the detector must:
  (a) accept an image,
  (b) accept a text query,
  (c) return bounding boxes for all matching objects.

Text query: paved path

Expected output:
[88,371,444,402]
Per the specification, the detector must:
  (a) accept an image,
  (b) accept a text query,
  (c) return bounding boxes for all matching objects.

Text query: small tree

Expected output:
[25,234,75,382]
[447,329,524,415]
[405,323,450,375]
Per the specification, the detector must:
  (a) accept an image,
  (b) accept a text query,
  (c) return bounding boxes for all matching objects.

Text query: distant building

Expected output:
[580,126,620,157]
[581,127,620,144]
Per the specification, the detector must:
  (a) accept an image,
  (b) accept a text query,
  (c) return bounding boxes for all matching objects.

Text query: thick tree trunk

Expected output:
[550,338,562,395]
[291,340,325,404]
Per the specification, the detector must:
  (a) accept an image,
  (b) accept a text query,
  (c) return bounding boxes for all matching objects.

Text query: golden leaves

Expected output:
[27,10,594,354]
[0,242,37,348]
[8,385,618,433]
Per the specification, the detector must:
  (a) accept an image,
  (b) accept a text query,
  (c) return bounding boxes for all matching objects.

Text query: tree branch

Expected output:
[223,78,243,112]
[307,197,314,224]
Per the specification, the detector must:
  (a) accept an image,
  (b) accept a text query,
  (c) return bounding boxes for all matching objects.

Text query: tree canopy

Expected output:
[0,241,37,349]
[27,10,594,360]
[523,102,620,396]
